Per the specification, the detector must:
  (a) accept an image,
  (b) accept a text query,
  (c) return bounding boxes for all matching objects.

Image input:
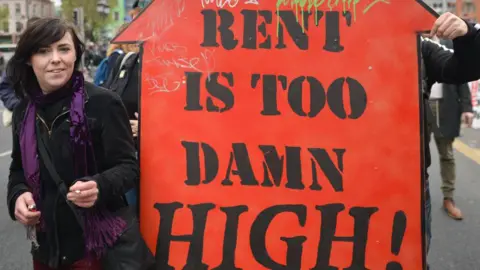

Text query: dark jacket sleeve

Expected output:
[7,106,30,220]
[0,73,20,111]
[458,83,473,113]
[90,91,138,204]
[422,21,480,85]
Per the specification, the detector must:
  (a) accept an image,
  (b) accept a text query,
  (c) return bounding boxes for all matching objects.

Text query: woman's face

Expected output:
[30,32,76,93]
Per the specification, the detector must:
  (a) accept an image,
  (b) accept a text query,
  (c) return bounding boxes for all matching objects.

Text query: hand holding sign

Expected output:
[430,12,468,40]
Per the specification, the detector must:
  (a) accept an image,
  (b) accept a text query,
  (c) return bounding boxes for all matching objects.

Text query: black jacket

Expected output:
[434,82,472,138]
[421,23,480,92]
[420,21,480,170]
[7,82,138,268]
[432,39,473,139]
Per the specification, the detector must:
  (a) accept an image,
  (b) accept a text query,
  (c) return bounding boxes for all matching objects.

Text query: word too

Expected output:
[184,72,368,119]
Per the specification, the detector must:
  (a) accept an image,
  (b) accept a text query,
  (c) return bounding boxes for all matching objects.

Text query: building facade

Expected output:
[103,0,125,38]
[424,0,478,21]
[0,0,55,43]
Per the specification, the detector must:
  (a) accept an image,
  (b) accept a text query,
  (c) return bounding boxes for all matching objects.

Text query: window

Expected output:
[464,3,475,13]
[32,4,36,16]
[3,21,8,33]
[114,11,120,21]
[16,22,23,33]
[15,3,20,15]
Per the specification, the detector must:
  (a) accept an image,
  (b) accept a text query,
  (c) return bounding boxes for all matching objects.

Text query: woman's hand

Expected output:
[67,180,99,208]
[14,192,41,226]
[130,112,139,137]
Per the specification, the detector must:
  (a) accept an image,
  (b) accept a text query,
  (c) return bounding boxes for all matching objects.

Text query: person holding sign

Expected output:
[5,18,152,269]
[420,12,480,260]
[427,37,474,221]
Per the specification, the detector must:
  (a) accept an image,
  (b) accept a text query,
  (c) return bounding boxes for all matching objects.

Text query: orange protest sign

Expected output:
[114,0,437,269]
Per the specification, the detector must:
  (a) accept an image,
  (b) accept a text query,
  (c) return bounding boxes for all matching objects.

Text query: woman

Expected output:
[6,18,139,269]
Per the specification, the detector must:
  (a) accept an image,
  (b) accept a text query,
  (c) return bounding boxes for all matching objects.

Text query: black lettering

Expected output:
[314,10,324,26]
[242,10,257,49]
[206,72,235,113]
[324,11,344,52]
[212,206,249,270]
[241,10,257,49]
[220,10,238,50]
[286,146,305,190]
[288,76,326,117]
[250,205,307,270]
[185,72,203,111]
[201,10,238,49]
[222,143,260,186]
[258,11,273,49]
[241,10,273,50]
[154,202,215,270]
[343,11,352,27]
[312,204,379,270]
[260,145,285,187]
[183,141,219,186]
[201,10,220,47]
[327,77,367,119]
[276,11,310,50]
[308,148,345,192]
[252,74,288,116]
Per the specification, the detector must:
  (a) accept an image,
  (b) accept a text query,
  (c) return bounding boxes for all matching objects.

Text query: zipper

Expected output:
[35,94,90,137]
[36,110,70,137]
[37,114,51,136]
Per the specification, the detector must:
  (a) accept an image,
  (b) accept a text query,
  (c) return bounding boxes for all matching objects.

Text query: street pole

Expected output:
[74,7,86,70]
[25,0,29,20]
[79,7,85,70]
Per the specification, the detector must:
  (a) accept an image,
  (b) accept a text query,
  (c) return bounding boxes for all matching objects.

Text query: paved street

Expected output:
[0,120,478,269]
[428,128,480,270]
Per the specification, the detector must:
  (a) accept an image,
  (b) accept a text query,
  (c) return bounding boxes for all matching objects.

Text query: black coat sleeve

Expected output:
[7,106,30,221]
[422,21,480,85]
[90,91,138,204]
[458,83,473,113]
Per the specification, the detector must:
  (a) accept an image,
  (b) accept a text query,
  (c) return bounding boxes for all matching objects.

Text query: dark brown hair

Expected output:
[6,17,84,99]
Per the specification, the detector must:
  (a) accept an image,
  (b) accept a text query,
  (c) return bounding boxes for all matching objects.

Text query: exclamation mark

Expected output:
[386,211,407,270]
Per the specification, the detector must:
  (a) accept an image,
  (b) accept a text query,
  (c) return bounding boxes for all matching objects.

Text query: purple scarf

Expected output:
[20,71,126,257]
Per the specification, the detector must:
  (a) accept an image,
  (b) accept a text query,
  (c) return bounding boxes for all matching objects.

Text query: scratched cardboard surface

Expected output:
[115,0,437,269]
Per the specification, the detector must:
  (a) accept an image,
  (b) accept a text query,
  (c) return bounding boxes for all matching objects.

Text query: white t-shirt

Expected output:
[430,82,443,99]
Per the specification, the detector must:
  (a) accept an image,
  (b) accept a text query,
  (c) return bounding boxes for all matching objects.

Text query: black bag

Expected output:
[105,52,139,97]
[37,132,156,270]
[104,52,140,121]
